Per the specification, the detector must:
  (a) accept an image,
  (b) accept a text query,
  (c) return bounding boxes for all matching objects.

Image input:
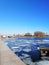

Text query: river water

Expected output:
[4,37,49,65]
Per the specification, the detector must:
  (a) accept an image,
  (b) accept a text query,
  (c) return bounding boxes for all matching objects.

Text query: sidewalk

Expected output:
[0,40,26,65]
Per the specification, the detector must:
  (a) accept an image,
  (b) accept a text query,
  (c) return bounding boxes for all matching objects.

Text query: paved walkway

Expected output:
[0,40,26,65]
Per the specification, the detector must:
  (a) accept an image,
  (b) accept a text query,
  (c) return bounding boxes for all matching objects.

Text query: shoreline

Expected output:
[0,40,26,65]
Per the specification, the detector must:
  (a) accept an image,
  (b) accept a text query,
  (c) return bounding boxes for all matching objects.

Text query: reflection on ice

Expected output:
[23,58,34,65]
[35,60,49,65]
[23,48,31,52]
[12,47,22,52]
[41,57,49,60]
[22,54,30,58]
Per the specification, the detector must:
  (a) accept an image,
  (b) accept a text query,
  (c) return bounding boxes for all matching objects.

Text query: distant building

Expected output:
[33,31,45,38]
[24,33,32,37]
[45,35,49,37]
[0,35,7,38]
[16,34,23,37]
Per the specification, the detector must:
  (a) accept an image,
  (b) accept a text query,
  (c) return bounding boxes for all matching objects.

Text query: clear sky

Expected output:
[0,0,49,34]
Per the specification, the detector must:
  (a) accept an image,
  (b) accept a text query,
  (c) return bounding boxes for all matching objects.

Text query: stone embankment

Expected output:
[0,40,26,65]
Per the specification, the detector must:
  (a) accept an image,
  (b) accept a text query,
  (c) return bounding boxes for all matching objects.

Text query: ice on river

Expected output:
[35,60,49,65]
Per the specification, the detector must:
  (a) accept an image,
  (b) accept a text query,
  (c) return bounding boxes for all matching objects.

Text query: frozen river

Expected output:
[4,37,49,65]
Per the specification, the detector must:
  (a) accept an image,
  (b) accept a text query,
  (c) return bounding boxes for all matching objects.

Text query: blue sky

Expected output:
[0,0,49,34]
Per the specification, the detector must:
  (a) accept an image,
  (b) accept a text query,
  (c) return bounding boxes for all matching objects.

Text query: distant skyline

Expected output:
[0,0,49,34]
